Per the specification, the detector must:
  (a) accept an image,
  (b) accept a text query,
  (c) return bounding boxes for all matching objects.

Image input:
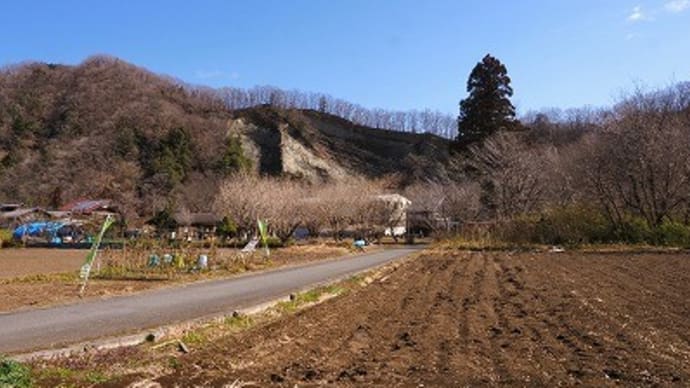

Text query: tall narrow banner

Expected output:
[257,218,270,257]
[79,215,116,295]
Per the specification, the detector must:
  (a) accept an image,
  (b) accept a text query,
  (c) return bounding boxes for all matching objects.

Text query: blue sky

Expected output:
[1,0,688,115]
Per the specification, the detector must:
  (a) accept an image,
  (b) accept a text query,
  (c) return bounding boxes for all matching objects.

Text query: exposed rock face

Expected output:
[229,107,454,183]
[279,123,352,181]
[228,117,352,182]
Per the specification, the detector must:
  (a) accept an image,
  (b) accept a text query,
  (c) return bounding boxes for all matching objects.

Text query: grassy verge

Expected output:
[438,236,539,251]
[274,284,347,313]
[437,235,690,254]
[0,356,32,387]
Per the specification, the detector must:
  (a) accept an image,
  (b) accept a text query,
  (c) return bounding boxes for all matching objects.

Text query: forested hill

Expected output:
[0,56,453,218]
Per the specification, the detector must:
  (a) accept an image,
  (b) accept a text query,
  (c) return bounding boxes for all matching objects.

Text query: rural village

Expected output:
[0,193,415,246]
[1,1,689,387]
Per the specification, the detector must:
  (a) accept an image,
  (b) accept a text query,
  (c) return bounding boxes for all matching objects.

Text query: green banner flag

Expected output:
[79,215,116,294]
[257,218,269,257]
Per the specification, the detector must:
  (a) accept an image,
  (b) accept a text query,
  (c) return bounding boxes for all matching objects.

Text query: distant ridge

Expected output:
[0,56,454,218]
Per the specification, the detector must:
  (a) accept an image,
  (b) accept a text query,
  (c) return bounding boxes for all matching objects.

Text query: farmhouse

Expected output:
[0,203,23,213]
[172,212,222,241]
[375,193,411,237]
[61,199,119,217]
[0,207,55,229]
[59,199,121,230]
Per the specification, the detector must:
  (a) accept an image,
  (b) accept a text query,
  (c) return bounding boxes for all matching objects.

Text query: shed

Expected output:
[0,203,23,213]
[0,208,54,228]
[172,212,222,241]
[61,199,118,216]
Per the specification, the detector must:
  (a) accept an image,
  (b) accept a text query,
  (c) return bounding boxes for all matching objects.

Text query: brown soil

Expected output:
[141,250,690,387]
[0,248,86,279]
[0,244,352,313]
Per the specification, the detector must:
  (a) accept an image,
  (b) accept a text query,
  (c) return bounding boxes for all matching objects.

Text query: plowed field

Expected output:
[153,250,690,386]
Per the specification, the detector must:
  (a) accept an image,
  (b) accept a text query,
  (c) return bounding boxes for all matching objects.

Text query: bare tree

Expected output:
[214,174,309,244]
[404,180,481,235]
[214,173,266,236]
[299,178,394,241]
[347,179,386,240]
[468,132,549,220]
[309,181,356,241]
[579,87,690,227]
[207,85,459,137]
[262,179,307,243]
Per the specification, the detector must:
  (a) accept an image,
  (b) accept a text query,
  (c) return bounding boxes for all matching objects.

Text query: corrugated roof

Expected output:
[376,193,412,205]
[61,199,114,214]
[47,210,71,219]
[173,212,221,226]
[0,203,23,212]
[0,207,50,219]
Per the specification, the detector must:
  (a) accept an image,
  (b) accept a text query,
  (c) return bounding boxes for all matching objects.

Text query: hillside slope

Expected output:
[0,56,452,218]
[230,106,454,182]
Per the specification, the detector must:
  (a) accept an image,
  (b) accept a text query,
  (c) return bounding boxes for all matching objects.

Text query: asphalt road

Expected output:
[0,247,418,354]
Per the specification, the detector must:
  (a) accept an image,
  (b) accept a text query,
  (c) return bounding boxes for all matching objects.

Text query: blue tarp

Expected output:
[13,221,67,240]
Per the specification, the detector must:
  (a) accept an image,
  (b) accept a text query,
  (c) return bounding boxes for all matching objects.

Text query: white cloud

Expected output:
[665,0,690,13]
[627,5,648,21]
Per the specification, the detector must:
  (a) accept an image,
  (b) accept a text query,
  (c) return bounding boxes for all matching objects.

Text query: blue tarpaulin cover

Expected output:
[13,221,67,240]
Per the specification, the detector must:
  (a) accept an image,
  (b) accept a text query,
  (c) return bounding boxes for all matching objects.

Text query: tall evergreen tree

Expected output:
[218,134,252,175]
[151,127,193,185]
[456,54,517,149]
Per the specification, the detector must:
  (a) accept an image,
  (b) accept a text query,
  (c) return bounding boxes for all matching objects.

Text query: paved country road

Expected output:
[0,248,419,354]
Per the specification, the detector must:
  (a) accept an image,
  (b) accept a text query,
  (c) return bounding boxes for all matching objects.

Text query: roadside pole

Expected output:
[79,215,115,296]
